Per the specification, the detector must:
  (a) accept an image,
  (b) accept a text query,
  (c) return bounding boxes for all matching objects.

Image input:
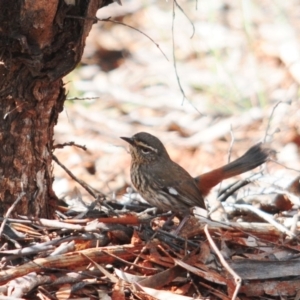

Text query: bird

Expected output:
[121,132,270,215]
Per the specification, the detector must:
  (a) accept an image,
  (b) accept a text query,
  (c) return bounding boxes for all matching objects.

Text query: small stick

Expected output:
[270,159,300,173]
[263,100,286,143]
[0,192,25,237]
[66,15,168,61]
[204,225,241,300]
[52,154,104,198]
[53,141,87,151]
[127,231,158,271]
[229,204,296,238]
[101,250,157,271]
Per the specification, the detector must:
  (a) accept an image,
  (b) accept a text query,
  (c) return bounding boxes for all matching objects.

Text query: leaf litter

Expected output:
[2,0,300,298]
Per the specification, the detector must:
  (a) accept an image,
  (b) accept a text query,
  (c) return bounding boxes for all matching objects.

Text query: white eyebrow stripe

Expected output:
[135,141,158,153]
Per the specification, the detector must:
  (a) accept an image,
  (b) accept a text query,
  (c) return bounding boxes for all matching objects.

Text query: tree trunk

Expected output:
[0,0,106,217]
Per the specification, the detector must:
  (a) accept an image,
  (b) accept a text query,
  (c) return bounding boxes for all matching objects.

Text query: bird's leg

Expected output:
[173,214,190,235]
[161,212,177,230]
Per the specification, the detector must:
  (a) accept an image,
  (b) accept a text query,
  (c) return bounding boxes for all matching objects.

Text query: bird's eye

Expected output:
[141,148,151,154]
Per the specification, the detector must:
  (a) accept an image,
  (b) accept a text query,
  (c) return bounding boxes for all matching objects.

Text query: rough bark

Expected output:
[0,0,105,217]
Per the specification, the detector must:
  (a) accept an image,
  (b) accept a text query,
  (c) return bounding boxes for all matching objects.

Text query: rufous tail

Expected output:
[194,143,270,196]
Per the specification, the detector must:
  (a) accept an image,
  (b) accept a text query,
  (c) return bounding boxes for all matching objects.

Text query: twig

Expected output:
[66,15,168,61]
[171,1,186,103]
[217,180,251,202]
[227,124,235,164]
[0,244,144,284]
[270,159,300,173]
[66,96,101,101]
[227,204,296,238]
[290,213,298,234]
[217,173,263,201]
[3,104,25,119]
[156,229,199,248]
[263,101,287,143]
[53,141,87,151]
[204,225,241,300]
[0,192,25,237]
[0,218,32,224]
[101,250,157,271]
[174,0,195,39]
[52,154,104,198]
[81,252,118,283]
[0,236,80,262]
[217,124,235,196]
[171,1,204,115]
[127,231,158,271]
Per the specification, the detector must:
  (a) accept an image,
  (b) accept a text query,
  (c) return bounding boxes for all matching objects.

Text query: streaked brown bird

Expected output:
[121,132,269,215]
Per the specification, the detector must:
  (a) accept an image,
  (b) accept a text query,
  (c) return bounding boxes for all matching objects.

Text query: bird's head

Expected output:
[121,132,170,164]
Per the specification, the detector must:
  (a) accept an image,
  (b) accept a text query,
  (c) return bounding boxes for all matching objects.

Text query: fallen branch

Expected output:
[0,244,144,285]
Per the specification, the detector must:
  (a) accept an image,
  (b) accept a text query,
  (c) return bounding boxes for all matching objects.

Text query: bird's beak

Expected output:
[120,136,134,145]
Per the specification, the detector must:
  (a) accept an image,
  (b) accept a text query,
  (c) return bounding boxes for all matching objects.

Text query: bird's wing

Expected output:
[154,178,206,209]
